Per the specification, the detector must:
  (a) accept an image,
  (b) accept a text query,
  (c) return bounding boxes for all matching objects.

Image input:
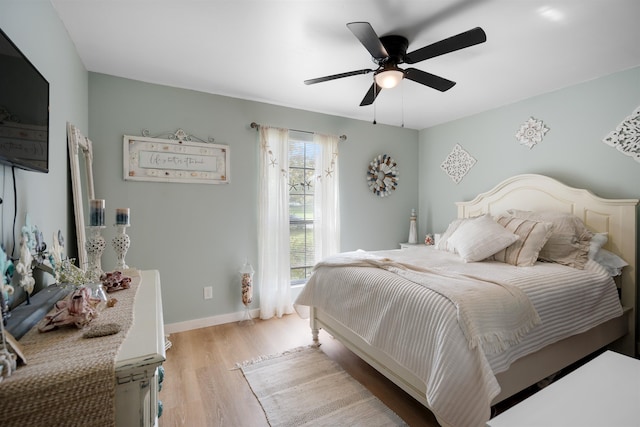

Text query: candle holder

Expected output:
[112,225,131,271]
[85,226,106,282]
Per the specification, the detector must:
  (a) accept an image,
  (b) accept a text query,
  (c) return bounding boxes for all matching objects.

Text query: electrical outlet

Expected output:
[203,286,213,300]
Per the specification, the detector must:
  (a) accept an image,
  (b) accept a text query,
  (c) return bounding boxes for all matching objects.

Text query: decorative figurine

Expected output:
[38,286,100,331]
[0,246,14,324]
[16,235,35,298]
[408,209,418,244]
[100,271,131,293]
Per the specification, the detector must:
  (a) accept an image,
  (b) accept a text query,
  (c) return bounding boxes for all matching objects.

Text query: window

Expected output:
[288,131,318,285]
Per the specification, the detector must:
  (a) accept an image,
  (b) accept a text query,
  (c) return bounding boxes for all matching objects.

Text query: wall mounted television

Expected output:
[0,27,49,173]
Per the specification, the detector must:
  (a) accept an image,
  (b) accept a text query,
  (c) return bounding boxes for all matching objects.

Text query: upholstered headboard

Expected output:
[456,174,638,354]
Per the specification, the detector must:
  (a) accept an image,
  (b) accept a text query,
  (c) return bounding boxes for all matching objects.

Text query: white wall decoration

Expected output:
[515,117,549,149]
[440,144,476,184]
[602,105,640,163]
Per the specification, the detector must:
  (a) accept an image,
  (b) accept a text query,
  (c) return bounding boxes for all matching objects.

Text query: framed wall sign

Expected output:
[123,130,229,184]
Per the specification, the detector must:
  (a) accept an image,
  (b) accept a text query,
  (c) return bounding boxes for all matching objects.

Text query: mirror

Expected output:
[67,122,95,270]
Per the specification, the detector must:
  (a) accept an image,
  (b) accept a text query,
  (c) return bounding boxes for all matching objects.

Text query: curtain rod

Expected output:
[250,122,347,141]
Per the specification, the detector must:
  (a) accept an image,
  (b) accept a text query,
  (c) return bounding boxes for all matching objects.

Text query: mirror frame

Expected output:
[67,122,95,270]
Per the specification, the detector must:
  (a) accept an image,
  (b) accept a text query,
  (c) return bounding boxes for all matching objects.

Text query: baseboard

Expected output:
[164,308,260,334]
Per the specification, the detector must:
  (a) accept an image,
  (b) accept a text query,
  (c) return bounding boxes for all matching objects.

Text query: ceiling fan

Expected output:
[304,22,487,106]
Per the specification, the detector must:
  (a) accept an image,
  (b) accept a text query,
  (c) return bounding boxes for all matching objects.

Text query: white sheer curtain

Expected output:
[313,133,340,260]
[258,126,294,319]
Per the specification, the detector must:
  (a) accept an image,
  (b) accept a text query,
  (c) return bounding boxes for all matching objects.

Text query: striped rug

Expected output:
[238,347,407,426]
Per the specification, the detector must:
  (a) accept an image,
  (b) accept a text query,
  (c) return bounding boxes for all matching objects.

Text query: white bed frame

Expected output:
[309,174,638,410]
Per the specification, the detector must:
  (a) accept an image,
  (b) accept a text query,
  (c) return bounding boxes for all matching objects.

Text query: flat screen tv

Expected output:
[0,27,49,173]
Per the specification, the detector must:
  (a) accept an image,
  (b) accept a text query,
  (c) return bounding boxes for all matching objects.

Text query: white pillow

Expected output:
[435,218,467,252]
[447,215,519,262]
[588,232,608,259]
[593,248,628,276]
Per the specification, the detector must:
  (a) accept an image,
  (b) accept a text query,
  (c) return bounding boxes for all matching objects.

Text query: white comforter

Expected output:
[294,246,623,427]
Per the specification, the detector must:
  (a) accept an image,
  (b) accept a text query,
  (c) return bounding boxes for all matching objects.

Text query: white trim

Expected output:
[164,308,259,334]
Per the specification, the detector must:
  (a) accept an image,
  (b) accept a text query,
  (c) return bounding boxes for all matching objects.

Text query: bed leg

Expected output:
[311,328,320,348]
[309,307,321,347]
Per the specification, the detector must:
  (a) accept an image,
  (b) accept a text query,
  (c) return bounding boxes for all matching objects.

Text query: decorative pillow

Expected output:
[435,218,467,252]
[447,214,518,262]
[492,215,554,267]
[507,210,593,269]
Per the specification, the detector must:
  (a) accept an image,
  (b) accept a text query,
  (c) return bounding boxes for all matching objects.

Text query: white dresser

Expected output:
[115,270,166,427]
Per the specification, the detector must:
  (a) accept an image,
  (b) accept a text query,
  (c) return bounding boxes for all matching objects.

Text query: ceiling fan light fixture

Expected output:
[375,68,404,89]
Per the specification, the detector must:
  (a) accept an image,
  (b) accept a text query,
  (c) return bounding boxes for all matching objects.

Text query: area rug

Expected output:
[237,347,407,426]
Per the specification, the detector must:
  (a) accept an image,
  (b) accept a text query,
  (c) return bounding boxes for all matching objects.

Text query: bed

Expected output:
[294,174,638,427]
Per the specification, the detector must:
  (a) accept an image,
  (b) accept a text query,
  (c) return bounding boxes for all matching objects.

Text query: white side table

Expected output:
[487,350,640,427]
[399,242,425,249]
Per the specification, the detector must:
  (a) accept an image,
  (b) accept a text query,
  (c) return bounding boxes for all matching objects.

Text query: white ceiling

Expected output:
[50,0,640,130]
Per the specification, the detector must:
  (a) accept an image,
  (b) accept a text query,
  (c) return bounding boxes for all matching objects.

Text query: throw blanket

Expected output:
[314,251,541,354]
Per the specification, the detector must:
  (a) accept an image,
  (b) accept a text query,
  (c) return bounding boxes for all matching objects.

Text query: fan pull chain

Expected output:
[401,80,405,128]
[373,79,377,125]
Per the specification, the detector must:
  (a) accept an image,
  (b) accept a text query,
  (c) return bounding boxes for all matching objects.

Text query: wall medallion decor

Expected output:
[124,129,229,184]
[367,154,399,197]
[515,117,549,149]
[602,105,640,163]
[441,144,476,184]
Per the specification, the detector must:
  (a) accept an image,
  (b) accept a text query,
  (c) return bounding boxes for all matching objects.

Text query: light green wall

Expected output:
[88,73,418,325]
[418,66,640,342]
[418,66,640,236]
[0,1,88,289]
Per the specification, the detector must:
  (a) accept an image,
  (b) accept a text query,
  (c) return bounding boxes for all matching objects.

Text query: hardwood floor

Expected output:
[158,314,440,427]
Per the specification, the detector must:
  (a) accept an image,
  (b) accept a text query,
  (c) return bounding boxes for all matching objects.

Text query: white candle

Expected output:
[89,199,105,226]
[116,208,130,226]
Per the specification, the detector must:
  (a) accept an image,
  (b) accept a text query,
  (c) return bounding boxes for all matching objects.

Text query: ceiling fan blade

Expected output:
[304,68,374,85]
[404,27,487,64]
[359,83,383,106]
[347,22,389,60]
[404,68,456,92]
